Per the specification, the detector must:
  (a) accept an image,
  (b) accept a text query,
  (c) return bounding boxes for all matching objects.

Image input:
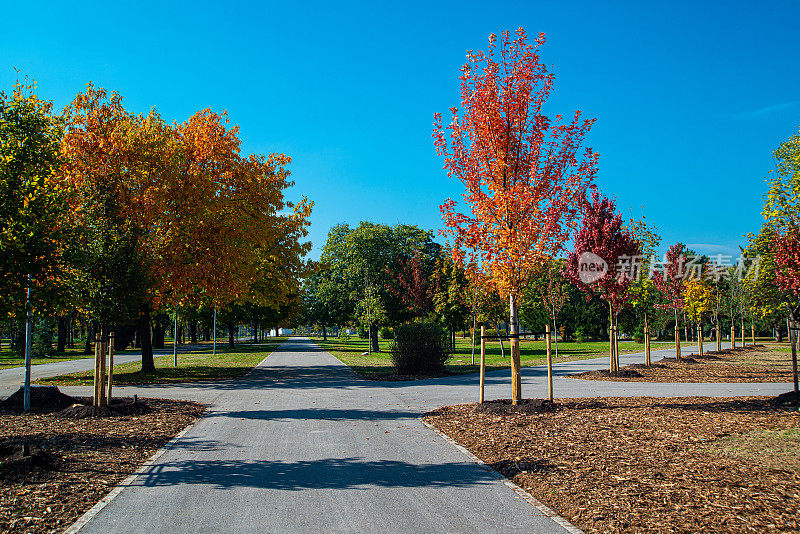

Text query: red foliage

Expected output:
[433,28,597,298]
[564,192,641,312]
[387,250,435,320]
[653,243,687,312]
[773,229,800,297]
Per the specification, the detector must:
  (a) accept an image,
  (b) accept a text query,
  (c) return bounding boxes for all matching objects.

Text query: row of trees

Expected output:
[302,29,800,402]
[1,79,312,370]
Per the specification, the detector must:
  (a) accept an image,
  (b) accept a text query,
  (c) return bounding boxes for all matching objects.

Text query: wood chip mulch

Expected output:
[570,346,796,382]
[0,396,205,533]
[424,396,800,534]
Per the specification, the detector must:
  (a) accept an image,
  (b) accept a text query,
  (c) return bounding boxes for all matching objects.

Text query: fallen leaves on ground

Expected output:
[425,396,800,533]
[0,398,205,533]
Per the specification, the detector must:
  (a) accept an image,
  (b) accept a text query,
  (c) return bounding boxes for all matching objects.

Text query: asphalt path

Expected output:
[75,338,573,534]
[10,337,792,533]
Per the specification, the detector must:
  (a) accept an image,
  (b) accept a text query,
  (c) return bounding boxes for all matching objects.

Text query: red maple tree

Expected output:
[434,28,597,402]
[565,192,641,371]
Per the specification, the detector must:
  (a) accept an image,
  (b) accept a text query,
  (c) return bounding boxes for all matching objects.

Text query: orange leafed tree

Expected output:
[434,29,598,403]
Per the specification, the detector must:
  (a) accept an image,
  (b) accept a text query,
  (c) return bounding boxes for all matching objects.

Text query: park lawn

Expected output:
[308,335,673,379]
[37,338,286,386]
[0,343,104,369]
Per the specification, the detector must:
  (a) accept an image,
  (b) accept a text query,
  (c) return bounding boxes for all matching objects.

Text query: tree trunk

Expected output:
[509,294,522,404]
[139,311,155,372]
[322,324,327,341]
[190,320,198,343]
[496,323,505,358]
[369,324,380,352]
[83,323,93,355]
[471,314,476,365]
[152,315,166,349]
[609,302,615,372]
[57,316,68,353]
[227,322,235,348]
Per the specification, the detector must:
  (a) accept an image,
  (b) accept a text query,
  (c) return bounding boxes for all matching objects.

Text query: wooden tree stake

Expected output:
[644,323,651,366]
[731,325,736,349]
[479,325,486,404]
[93,333,101,407]
[107,332,115,402]
[546,323,553,401]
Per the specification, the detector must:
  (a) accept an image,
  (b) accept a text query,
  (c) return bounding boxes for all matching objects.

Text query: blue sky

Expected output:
[2,0,798,260]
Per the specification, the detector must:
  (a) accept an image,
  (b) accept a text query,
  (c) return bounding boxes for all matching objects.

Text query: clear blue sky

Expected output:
[3,0,798,260]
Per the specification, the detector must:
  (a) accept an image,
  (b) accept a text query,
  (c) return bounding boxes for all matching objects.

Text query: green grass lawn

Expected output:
[38,338,286,386]
[308,335,674,379]
[0,341,106,369]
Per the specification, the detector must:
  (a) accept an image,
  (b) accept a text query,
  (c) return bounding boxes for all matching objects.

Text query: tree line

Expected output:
[1,79,313,370]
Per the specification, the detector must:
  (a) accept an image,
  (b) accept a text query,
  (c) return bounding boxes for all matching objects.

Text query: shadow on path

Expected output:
[135,457,495,491]
[210,407,422,422]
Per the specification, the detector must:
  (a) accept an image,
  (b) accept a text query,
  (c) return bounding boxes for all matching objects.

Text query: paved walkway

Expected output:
[75,338,571,534]
[6,338,791,533]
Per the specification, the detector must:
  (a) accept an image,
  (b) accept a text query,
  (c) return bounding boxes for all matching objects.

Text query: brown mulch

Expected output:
[571,345,796,382]
[425,396,800,534]
[0,389,205,533]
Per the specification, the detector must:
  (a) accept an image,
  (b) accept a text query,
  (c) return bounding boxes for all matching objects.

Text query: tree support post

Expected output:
[698,322,704,357]
[751,323,755,347]
[107,332,115,402]
[675,324,681,360]
[479,325,486,404]
[93,333,101,407]
[731,325,736,350]
[173,311,178,368]
[791,321,798,397]
[509,294,522,405]
[546,322,553,401]
[716,322,721,352]
[644,322,651,366]
[741,319,745,348]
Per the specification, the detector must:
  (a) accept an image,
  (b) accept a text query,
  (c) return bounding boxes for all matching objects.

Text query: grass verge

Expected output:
[37,339,286,386]
[308,335,672,379]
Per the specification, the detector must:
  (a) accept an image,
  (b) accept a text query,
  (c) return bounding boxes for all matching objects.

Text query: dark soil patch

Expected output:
[0,386,77,413]
[473,398,558,415]
[0,397,205,533]
[771,390,800,406]
[425,396,800,534]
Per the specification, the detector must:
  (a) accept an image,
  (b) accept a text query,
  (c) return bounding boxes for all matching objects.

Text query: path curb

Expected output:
[421,420,583,534]
[63,418,200,534]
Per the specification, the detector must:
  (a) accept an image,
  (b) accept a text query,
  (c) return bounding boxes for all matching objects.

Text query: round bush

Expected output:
[391,323,450,375]
[379,326,394,339]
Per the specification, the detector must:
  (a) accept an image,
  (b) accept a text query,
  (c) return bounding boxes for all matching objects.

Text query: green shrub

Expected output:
[574,326,588,343]
[391,323,450,375]
[379,326,394,339]
[633,327,645,344]
[32,317,55,357]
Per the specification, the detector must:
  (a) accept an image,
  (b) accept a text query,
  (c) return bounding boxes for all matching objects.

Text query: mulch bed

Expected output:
[571,346,796,382]
[0,387,205,533]
[425,395,800,534]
